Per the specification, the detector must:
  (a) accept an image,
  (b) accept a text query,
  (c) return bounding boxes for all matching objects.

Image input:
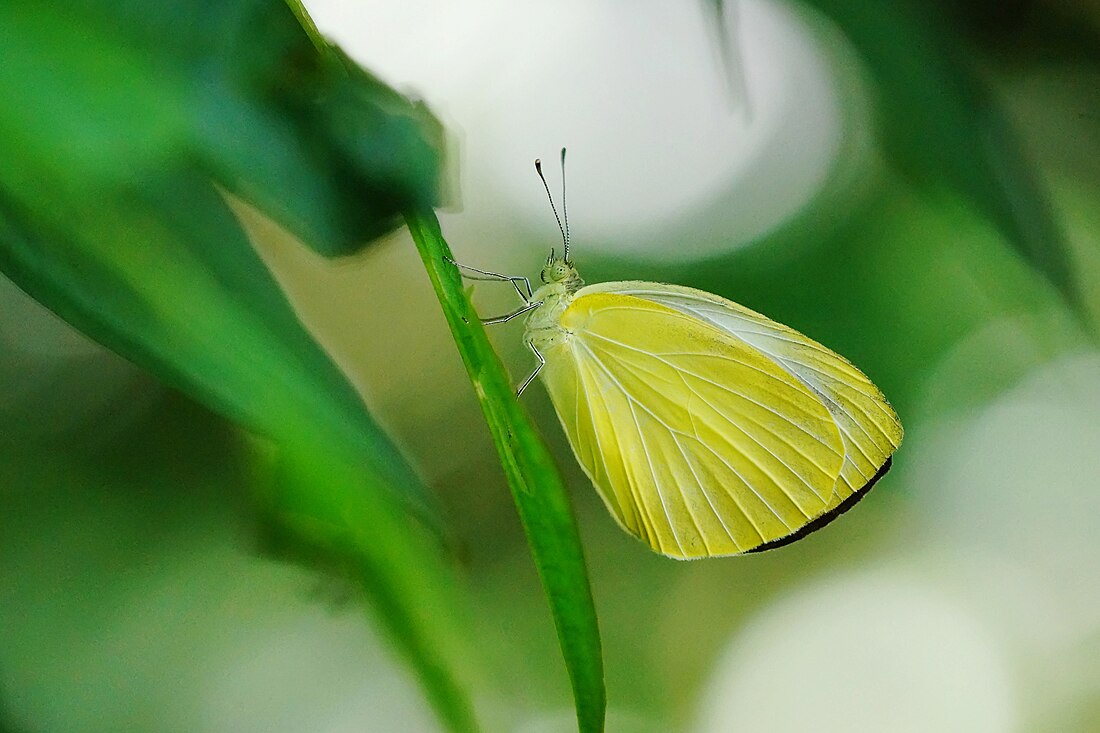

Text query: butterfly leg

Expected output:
[444,256,532,302]
[516,342,545,397]
[480,300,543,325]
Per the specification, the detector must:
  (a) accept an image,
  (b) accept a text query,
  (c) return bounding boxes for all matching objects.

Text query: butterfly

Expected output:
[450,149,902,559]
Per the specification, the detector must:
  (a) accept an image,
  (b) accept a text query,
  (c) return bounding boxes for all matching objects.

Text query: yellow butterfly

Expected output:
[452,150,902,559]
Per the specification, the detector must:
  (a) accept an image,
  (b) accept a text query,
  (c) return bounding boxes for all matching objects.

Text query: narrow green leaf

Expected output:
[699,0,750,108]
[406,211,606,733]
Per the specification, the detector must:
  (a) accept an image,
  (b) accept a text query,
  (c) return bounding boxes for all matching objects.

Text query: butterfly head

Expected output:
[541,253,583,292]
[535,149,582,292]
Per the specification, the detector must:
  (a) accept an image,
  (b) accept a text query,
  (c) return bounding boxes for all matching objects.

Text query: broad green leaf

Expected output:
[0,1,441,258]
[0,2,478,729]
[0,181,477,731]
[0,169,434,521]
[406,211,606,733]
[0,0,443,520]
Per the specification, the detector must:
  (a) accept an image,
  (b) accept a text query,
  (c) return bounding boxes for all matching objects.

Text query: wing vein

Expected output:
[580,354,657,542]
[671,432,738,551]
[588,333,841,478]
[609,353,827,509]
[576,339,792,535]
[628,397,687,556]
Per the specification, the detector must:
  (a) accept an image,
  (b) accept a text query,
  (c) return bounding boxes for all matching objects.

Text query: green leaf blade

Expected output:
[407,211,606,733]
[0,1,479,727]
[0,172,477,733]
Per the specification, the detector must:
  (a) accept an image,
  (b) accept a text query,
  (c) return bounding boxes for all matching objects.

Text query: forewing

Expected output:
[585,282,903,506]
[540,292,845,559]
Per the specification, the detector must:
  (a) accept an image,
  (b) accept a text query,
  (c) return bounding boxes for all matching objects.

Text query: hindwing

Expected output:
[540,292,847,558]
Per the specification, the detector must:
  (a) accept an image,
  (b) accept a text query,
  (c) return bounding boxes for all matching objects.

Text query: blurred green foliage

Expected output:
[0,0,441,255]
[712,0,1087,322]
[2,0,1099,731]
[0,0,443,508]
[0,1,475,731]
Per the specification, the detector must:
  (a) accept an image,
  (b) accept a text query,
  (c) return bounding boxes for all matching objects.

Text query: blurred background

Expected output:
[2,0,1100,731]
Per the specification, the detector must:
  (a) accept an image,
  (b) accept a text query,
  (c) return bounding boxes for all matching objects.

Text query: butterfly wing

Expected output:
[584,282,903,511]
[540,292,846,559]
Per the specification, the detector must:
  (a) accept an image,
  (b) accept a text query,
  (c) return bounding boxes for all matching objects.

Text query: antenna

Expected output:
[559,148,570,261]
[535,156,567,260]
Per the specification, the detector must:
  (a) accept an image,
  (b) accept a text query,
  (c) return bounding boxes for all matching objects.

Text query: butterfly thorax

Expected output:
[524,257,583,352]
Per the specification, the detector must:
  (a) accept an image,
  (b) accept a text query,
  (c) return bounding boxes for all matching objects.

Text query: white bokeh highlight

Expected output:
[695,573,1017,733]
[696,351,1100,733]
[914,352,1100,647]
[304,0,861,262]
